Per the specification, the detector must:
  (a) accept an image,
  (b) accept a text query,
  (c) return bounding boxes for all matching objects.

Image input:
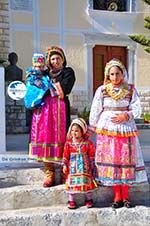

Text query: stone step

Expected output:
[0,182,149,211]
[0,205,149,226]
[0,162,150,186]
[0,164,149,211]
[0,165,62,187]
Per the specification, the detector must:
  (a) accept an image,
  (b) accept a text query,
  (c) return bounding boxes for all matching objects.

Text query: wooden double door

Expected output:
[93,45,127,93]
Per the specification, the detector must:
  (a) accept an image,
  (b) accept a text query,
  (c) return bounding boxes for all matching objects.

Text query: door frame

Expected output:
[93,45,127,93]
[84,33,137,103]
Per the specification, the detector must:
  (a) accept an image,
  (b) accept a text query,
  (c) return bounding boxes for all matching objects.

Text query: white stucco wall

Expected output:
[0,67,6,153]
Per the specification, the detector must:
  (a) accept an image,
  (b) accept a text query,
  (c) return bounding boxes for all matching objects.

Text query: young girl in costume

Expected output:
[63,118,97,209]
[89,59,148,208]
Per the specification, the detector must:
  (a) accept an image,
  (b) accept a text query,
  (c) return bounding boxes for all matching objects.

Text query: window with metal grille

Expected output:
[93,0,126,11]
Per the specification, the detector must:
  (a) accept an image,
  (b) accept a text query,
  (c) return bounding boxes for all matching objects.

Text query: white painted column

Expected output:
[129,0,133,12]
[0,66,6,153]
[127,45,136,84]
[84,43,95,104]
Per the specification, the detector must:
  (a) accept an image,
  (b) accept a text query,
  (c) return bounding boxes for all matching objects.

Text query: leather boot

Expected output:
[43,162,55,187]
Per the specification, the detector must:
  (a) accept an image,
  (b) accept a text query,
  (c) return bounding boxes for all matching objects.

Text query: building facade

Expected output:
[1,0,150,133]
[0,0,9,61]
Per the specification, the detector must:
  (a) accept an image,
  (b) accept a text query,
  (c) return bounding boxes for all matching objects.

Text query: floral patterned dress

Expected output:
[63,138,97,193]
[89,83,148,185]
[28,67,75,164]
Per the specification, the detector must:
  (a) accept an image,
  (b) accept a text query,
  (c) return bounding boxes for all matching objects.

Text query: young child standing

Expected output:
[62,118,97,209]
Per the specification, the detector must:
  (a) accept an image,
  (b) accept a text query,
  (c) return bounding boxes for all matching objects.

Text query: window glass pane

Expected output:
[10,0,33,11]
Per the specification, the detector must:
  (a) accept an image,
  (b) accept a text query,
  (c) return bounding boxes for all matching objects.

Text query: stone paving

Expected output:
[0,129,149,226]
[0,168,149,226]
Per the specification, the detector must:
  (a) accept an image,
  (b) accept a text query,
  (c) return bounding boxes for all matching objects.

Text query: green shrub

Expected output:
[143,112,150,123]
[78,107,90,124]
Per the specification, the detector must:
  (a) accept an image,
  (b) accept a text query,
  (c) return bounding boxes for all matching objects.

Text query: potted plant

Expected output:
[143,112,150,123]
[0,59,6,67]
[78,107,90,124]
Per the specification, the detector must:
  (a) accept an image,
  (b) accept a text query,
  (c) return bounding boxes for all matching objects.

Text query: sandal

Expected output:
[68,201,77,209]
[85,199,93,208]
[112,201,123,209]
[123,200,133,208]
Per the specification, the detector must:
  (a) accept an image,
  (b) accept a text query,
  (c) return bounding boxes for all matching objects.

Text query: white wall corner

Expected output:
[0,67,6,153]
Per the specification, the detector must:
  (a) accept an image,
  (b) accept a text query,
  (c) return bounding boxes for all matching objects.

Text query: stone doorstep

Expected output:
[0,205,149,226]
[137,124,150,129]
[0,183,149,211]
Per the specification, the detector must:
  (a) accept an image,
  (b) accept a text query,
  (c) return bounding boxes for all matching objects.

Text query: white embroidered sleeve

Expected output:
[89,86,103,127]
[128,88,141,119]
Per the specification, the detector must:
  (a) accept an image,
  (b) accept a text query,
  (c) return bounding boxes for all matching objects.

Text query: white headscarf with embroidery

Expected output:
[67,118,88,138]
[104,58,128,84]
